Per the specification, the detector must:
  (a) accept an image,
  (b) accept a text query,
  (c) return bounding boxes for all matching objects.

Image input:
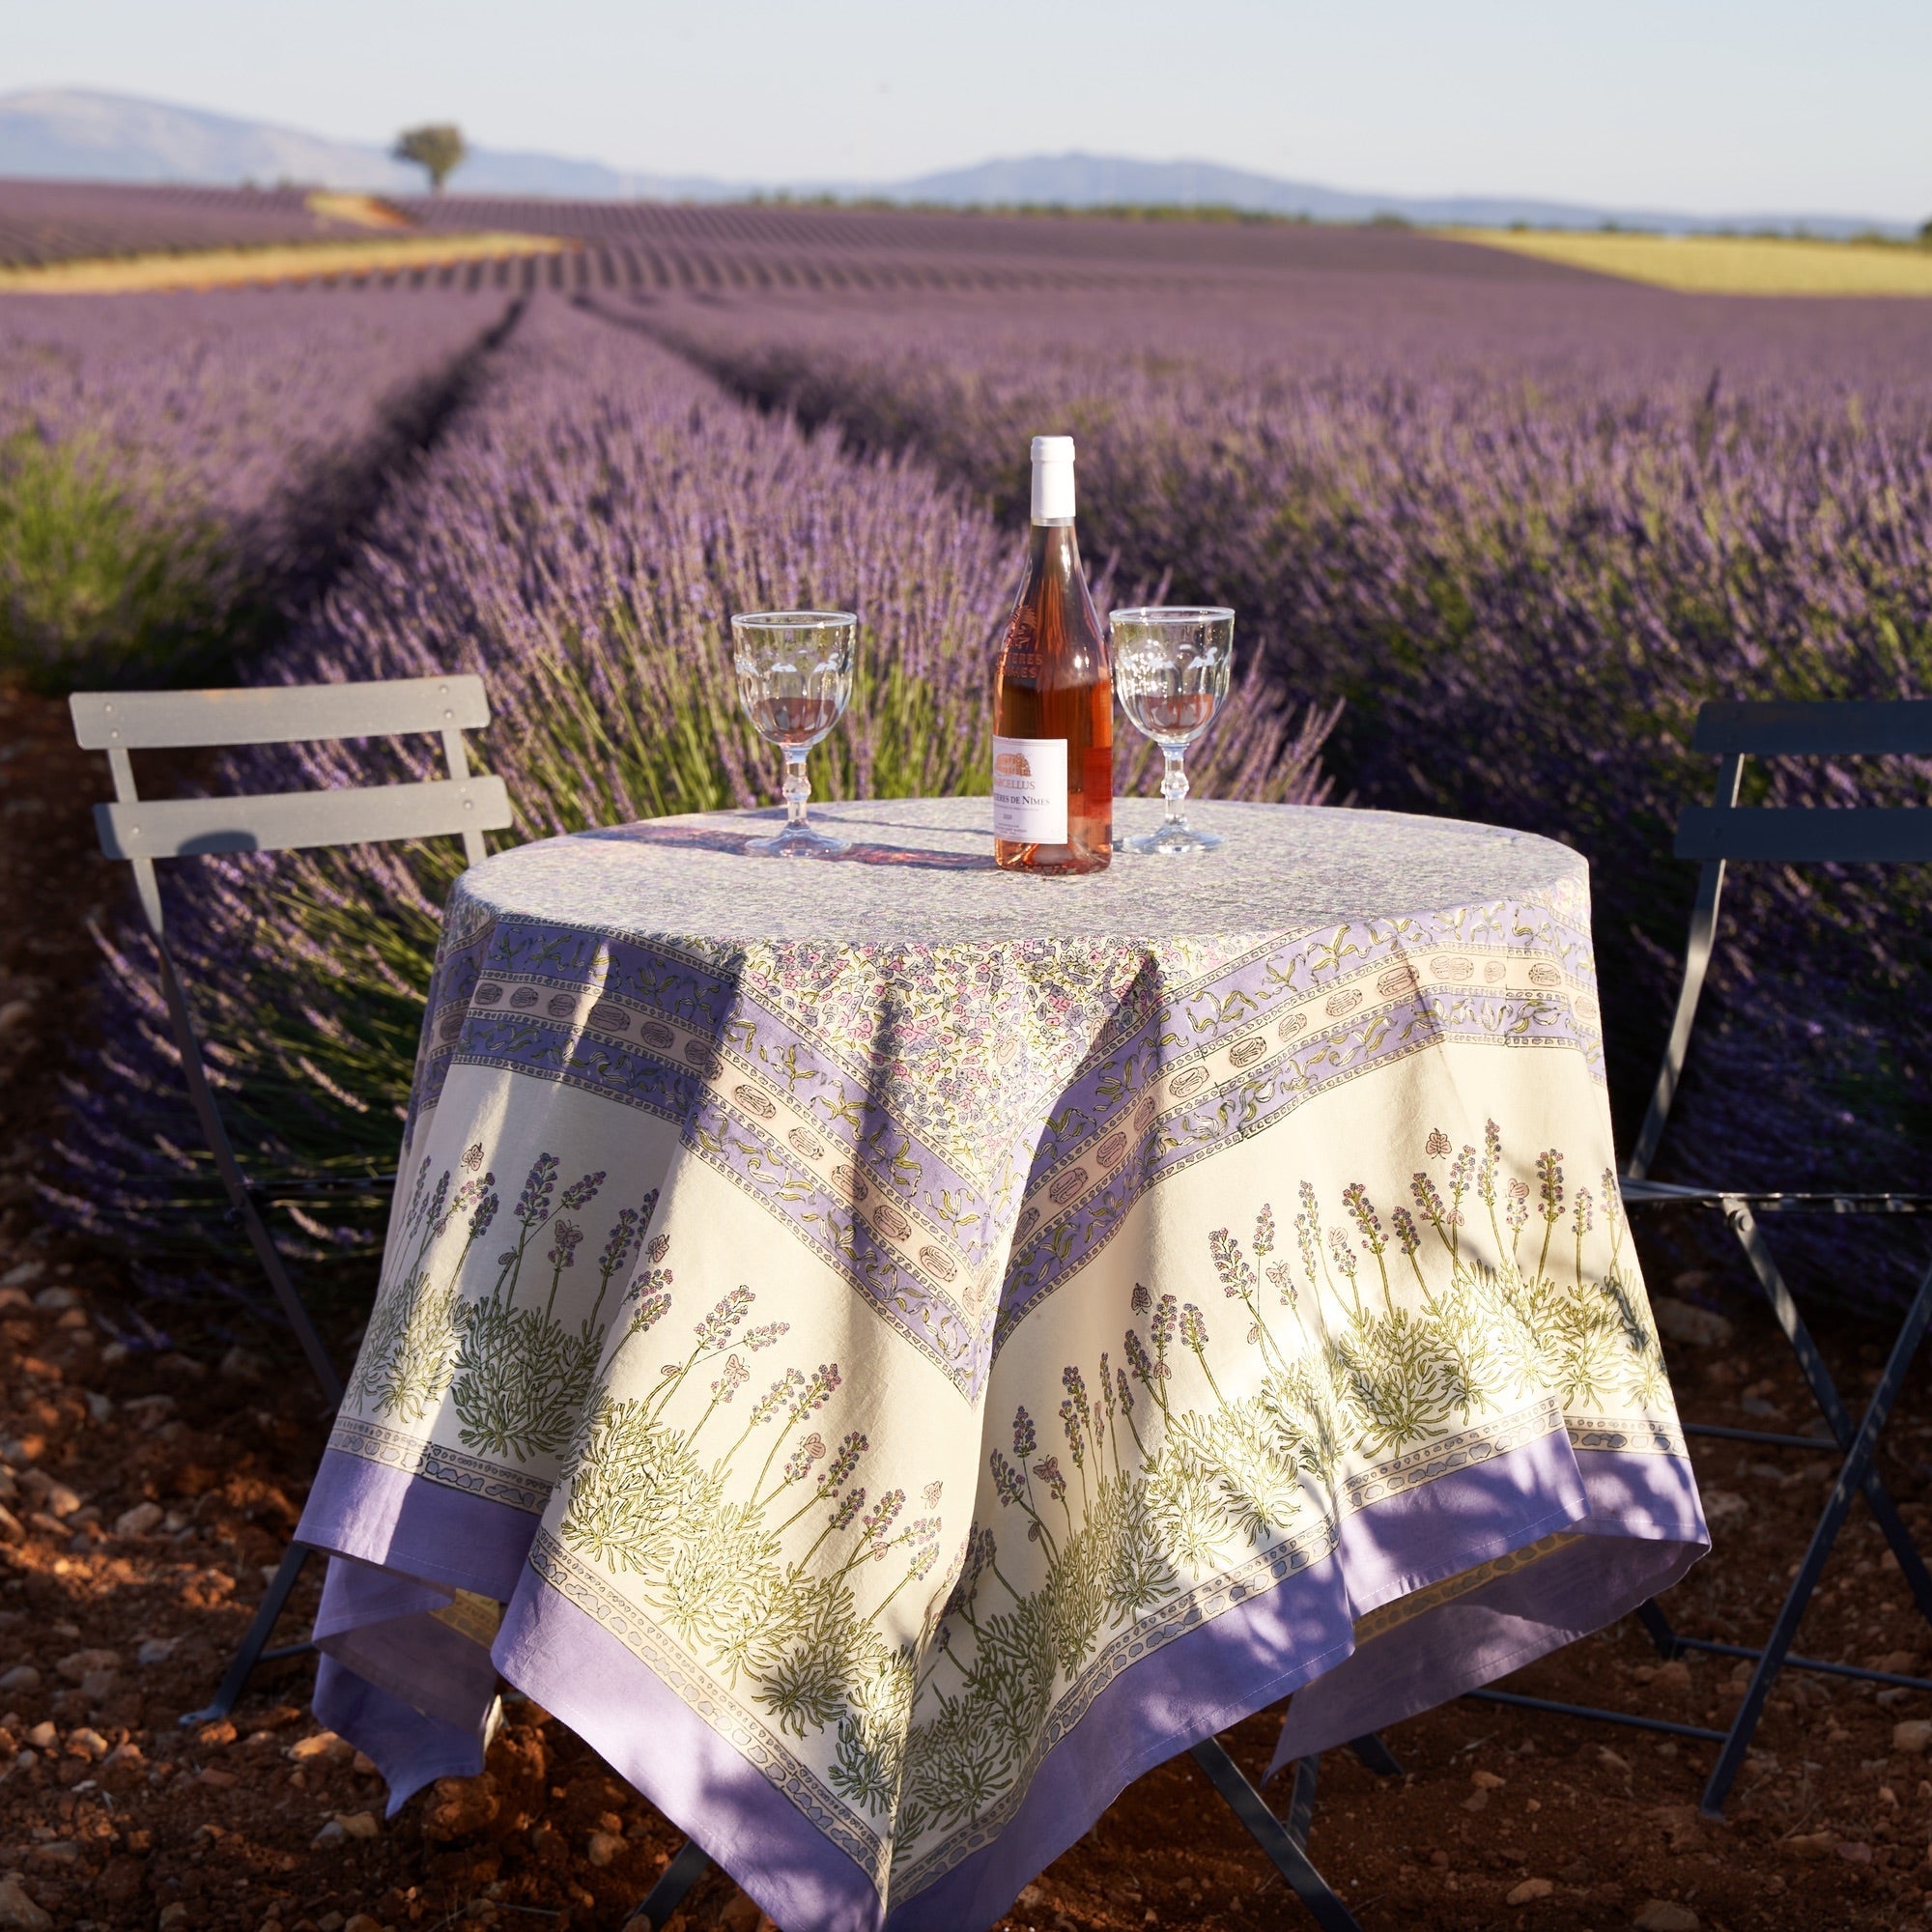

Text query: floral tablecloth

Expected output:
[298,795,1705,1932]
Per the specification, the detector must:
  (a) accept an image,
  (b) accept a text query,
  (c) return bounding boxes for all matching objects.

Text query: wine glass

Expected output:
[730,610,856,857]
[1110,606,1236,855]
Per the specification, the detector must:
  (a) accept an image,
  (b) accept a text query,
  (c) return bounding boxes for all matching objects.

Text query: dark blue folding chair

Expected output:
[1465,698,1932,1816]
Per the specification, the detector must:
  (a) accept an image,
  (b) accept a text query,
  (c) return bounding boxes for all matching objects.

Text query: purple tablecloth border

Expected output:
[1271,1446,1704,1772]
[298,1426,1704,1931]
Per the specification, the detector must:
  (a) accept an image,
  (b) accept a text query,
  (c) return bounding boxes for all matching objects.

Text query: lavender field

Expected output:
[652,278,1932,1191]
[0,180,368,267]
[9,215,1932,1306]
[0,286,512,684]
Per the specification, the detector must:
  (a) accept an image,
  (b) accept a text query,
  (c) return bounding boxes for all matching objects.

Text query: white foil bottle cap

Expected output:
[1031,435,1075,524]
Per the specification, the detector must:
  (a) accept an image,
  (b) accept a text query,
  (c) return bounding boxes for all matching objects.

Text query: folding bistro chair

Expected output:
[71,674,512,1722]
[1464,698,1932,1817]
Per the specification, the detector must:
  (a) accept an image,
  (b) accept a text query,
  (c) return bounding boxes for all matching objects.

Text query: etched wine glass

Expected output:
[1110,606,1235,855]
[731,610,856,857]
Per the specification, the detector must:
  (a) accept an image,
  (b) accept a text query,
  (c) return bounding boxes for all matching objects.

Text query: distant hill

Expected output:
[883,153,1912,240]
[0,89,1911,240]
[0,89,722,201]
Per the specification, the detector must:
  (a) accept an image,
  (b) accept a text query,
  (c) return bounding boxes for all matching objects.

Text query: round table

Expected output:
[298,796,1706,1932]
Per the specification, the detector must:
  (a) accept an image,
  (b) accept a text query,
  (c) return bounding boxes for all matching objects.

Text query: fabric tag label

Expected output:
[992,737,1068,842]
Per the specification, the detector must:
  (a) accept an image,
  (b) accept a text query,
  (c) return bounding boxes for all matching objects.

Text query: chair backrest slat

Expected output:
[1676,805,1932,865]
[1692,699,1932,759]
[94,777,513,862]
[70,675,490,753]
[1633,696,1932,1182]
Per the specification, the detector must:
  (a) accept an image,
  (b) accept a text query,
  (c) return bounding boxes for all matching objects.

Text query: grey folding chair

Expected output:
[1466,698,1932,1816]
[71,673,512,1720]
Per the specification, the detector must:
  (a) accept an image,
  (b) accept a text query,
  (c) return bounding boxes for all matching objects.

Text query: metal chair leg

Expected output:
[625,1838,713,1930]
[1189,1737,1363,1932]
[154,936,345,1407]
[1287,1753,1319,1848]
[1727,1201,1932,1624]
[1637,1599,1682,1659]
[1699,1257,1932,1816]
[1346,1732,1405,1778]
[182,1539,315,1725]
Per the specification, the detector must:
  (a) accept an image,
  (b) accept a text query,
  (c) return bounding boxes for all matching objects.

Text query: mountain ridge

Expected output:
[0,89,1911,240]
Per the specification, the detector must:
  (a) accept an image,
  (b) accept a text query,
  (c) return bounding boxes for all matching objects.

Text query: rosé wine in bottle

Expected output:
[992,436,1113,875]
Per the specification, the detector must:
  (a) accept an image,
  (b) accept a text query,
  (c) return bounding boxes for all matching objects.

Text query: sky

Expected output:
[8,0,1931,221]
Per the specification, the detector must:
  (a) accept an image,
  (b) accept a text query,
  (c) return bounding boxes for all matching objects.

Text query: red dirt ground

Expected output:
[4,680,1931,1932]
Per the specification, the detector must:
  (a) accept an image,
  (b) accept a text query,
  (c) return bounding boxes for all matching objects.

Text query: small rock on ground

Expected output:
[1652,1296,1734,1347]
[1634,1905,1699,1932]
[0,1873,52,1932]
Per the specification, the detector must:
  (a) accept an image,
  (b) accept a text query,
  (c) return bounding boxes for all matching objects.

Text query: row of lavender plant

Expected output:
[656,286,1932,1273]
[51,293,1333,1293]
[0,285,509,687]
[0,180,360,268]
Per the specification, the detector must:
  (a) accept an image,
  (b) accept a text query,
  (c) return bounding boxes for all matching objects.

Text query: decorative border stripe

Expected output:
[1352,1530,1580,1645]
[328,1412,554,1514]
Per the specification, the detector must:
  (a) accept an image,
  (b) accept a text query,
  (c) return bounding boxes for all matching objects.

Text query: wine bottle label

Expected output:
[992,736,1068,843]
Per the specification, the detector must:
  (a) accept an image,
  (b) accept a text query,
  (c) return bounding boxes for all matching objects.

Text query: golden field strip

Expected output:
[0,230,567,295]
[1454,227,1932,296]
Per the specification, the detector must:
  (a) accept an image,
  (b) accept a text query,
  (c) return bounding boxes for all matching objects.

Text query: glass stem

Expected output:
[783,749,811,830]
[1160,745,1190,827]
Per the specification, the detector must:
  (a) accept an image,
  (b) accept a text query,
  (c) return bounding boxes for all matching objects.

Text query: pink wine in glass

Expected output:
[992,436,1113,875]
[746,694,844,745]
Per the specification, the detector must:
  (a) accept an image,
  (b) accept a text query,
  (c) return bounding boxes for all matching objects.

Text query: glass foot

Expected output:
[1119,819,1222,856]
[746,821,850,858]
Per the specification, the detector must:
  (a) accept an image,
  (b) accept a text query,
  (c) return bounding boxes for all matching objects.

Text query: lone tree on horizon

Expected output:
[394,124,468,193]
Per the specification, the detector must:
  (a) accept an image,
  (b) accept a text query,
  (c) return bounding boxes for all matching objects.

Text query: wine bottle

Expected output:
[992,436,1113,875]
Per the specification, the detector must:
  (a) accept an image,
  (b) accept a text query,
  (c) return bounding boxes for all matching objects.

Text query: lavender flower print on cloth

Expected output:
[298,796,1706,1932]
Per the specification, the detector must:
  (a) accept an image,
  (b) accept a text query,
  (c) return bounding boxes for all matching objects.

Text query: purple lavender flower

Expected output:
[559,1170,607,1212]
[817,1431,868,1497]
[598,1205,643,1280]
[695,1286,754,1349]
[516,1153,559,1228]
[546,1220,582,1271]
[1209,1229,1255,1299]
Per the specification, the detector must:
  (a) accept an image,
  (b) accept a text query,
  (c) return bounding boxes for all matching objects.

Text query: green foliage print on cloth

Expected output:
[532,1121,1671,1889]
[891,1122,1667,1869]
[343,1119,1672,1893]
[556,1276,947,1822]
[349,1147,660,1461]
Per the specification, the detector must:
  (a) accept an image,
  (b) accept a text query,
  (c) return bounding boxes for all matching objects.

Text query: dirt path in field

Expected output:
[4,679,1932,1930]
